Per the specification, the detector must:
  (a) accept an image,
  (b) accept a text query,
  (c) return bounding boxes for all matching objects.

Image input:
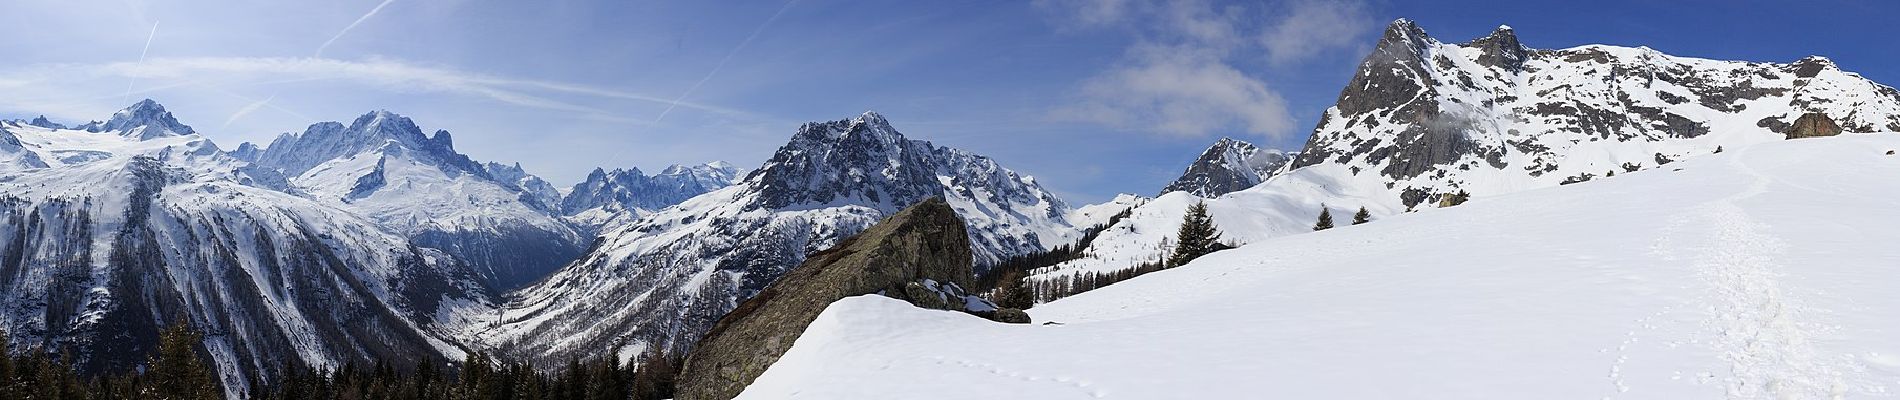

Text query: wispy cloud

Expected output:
[1,56,750,119]
[654,0,798,124]
[1260,0,1375,66]
[315,0,398,58]
[1041,0,1372,139]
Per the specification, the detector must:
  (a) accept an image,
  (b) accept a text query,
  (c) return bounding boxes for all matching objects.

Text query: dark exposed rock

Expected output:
[1160,138,1289,197]
[677,197,974,400]
[1785,112,1843,139]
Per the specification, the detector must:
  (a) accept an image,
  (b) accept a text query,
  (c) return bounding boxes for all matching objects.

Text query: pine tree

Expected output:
[146,319,219,399]
[1352,206,1371,225]
[0,328,13,400]
[1166,201,1223,267]
[994,269,1034,309]
[631,347,677,400]
[1313,206,1334,231]
[1714,145,1724,153]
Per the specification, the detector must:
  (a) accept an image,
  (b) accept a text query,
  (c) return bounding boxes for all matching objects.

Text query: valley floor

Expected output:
[738,134,1900,399]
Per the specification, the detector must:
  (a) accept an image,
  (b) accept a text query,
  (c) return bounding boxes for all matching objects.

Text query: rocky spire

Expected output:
[1468,25,1529,71]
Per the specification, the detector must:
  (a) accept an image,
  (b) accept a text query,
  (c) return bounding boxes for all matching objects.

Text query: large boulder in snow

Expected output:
[677,197,974,400]
[1786,112,1844,139]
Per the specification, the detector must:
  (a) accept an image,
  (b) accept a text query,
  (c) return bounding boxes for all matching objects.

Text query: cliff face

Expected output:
[676,197,973,400]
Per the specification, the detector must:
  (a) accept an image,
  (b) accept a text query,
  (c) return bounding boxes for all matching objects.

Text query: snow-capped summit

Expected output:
[248,110,582,290]
[0,112,485,395]
[1159,137,1289,197]
[78,99,196,140]
[457,112,1077,365]
[559,161,741,234]
[25,115,65,130]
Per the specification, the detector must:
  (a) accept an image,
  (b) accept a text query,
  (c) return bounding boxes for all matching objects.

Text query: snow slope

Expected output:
[741,134,1900,399]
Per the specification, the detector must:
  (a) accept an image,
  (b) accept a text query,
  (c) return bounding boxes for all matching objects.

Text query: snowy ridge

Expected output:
[741,133,1900,399]
[1158,137,1290,197]
[249,111,583,289]
[558,161,741,235]
[454,111,1079,365]
[0,106,487,396]
[1036,20,1900,281]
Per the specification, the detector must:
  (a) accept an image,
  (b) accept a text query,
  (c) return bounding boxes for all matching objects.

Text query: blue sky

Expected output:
[2,0,1894,204]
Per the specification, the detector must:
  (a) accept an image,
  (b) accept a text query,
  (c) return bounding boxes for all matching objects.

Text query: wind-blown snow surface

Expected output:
[742,134,1900,399]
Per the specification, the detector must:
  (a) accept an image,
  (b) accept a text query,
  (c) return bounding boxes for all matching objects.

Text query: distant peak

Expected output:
[1467,22,1529,71]
[91,98,195,138]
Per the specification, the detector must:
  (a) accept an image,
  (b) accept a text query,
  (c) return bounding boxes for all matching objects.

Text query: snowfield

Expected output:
[740,134,1900,399]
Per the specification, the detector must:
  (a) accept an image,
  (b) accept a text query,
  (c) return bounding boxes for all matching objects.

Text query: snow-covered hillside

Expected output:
[741,133,1900,399]
[454,112,1079,365]
[0,103,485,396]
[1036,19,1900,282]
[250,111,583,289]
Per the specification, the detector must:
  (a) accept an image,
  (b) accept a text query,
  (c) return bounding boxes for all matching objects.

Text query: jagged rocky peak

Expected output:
[1160,137,1289,198]
[82,99,196,139]
[26,115,65,130]
[749,110,942,210]
[1286,18,1900,209]
[254,110,484,177]
[1468,25,1528,71]
[559,161,739,218]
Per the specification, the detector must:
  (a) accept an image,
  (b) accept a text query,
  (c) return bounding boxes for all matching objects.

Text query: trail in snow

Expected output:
[1668,145,1846,399]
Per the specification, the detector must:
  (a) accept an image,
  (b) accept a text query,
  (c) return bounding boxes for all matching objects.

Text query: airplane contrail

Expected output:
[122,20,160,104]
[315,0,397,58]
[223,95,275,128]
[652,0,797,124]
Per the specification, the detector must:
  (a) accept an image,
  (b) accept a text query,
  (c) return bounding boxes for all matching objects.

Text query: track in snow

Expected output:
[1664,146,1847,399]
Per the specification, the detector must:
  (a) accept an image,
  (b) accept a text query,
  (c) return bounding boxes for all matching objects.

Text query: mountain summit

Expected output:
[80,99,196,139]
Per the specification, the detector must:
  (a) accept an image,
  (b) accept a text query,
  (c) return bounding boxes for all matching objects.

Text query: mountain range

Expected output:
[4,17,1899,397]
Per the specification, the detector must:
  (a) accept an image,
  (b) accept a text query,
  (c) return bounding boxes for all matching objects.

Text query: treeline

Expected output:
[1027,257,1168,303]
[1,322,685,400]
[974,206,1136,309]
[0,322,220,399]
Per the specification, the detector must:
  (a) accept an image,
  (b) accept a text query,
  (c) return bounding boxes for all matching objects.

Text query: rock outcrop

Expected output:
[1785,112,1844,139]
[676,197,975,400]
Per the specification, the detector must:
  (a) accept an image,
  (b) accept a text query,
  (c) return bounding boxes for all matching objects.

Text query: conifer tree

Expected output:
[0,328,12,399]
[631,347,677,400]
[1167,201,1222,267]
[146,319,219,399]
[1313,206,1334,231]
[1352,206,1371,225]
[994,269,1034,309]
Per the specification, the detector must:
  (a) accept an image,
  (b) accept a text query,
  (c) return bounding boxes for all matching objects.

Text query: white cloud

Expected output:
[1042,0,1372,139]
[1260,0,1375,66]
[1057,44,1291,137]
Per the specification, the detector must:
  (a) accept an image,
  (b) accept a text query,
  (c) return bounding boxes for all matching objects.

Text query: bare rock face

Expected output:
[1786,112,1844,139]
[676,197,973,400]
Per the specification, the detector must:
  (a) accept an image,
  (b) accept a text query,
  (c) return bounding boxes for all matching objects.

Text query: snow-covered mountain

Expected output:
[0,102,485,395]
[559,161,741,235]
[739,133,1900,399]
[248,111,583,290]
[1033,19,1900,281]
[453,111,1078,364]
[1158,138,1289,197]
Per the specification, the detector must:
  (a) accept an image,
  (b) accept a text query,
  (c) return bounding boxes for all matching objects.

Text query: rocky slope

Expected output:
[676,197,975,400]
[0,102,486,395]
[248,111,583,290]
[451,112,1078,366]
[1159,137,1289,197]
